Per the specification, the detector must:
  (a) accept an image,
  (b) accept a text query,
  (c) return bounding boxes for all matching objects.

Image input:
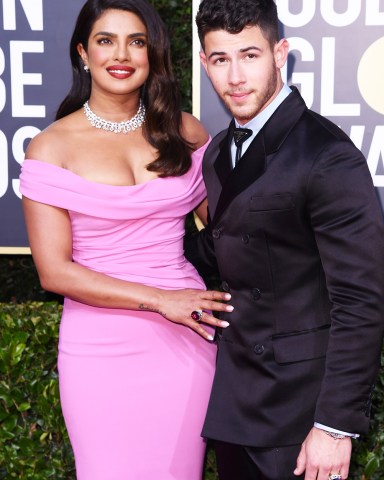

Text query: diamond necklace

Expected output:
[83,99,146,134]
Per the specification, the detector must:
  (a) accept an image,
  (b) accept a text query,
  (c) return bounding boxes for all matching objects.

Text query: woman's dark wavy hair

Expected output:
[56,0,192,177]
[196,0,279,50]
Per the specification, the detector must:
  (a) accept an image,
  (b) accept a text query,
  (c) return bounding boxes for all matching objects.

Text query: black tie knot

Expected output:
[233,127,252,147]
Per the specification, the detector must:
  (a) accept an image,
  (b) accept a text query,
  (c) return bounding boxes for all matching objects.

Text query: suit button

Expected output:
[242,234,250,244]
[251,288,262,301]
[254,344,265,355]
[221,281,230,292]
[212,228,222,239]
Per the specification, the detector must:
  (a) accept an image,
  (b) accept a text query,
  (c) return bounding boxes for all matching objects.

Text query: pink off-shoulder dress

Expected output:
[19,141,216,480]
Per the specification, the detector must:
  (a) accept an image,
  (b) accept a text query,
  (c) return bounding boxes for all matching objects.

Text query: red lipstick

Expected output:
[106,65,135,79]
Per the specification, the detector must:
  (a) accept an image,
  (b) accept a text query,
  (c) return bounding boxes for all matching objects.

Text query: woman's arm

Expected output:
[23,197,232,341]
[181,111,210,149]
[194,198,208,226]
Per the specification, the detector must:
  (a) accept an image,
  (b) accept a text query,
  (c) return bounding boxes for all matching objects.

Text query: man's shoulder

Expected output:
[212,127,229,144]
[205,127,229,152]
[304,109,351,143]
[202,128,229,165]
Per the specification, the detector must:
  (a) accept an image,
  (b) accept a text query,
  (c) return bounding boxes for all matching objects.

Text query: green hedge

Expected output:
[0,301,383,479]
[150,0,193,112]
[0,302,74,479]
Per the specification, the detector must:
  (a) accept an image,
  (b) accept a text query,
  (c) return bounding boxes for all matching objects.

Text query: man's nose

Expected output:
[228,61,246,85]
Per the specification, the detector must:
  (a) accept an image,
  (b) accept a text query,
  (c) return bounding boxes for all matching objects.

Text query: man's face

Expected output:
[200,26,288,125]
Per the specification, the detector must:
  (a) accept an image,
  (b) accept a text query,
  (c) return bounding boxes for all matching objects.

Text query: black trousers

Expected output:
[214,440,305,480]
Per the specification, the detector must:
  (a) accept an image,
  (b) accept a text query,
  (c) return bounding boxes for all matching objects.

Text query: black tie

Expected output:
[233,127,253,164]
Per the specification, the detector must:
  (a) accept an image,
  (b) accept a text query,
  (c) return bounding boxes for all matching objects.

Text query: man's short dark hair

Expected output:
[196,0,279,50]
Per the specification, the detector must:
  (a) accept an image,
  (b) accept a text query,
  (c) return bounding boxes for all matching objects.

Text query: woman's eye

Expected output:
[97,38,112,45]
[131,39,146,47]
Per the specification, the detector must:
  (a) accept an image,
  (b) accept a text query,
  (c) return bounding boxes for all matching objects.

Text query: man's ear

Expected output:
[199,50,209,75]
[275,38,289,69]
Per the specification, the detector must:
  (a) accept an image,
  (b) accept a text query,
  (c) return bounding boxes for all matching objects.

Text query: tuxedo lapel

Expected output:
[213,120,235,186]
[212,131,266,223]
[208,87,307,224]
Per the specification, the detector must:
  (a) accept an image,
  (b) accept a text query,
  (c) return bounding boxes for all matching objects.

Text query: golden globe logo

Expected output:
[276,0,384,187]
[358,37,384,116]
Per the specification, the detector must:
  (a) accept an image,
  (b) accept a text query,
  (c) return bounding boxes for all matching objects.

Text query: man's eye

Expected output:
[214,58,227,65]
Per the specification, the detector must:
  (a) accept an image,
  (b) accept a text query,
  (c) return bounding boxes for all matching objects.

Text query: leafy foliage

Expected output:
[351,355,384,479]
[0,302,75,479]
[0,256,59,303]
[149,0,193,112]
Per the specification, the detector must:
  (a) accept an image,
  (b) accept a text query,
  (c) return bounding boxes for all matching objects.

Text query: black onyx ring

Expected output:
[191,310,203,321]
[329,475,342,480]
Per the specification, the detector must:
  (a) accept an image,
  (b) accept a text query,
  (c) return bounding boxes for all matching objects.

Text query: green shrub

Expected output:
[0,302,75,479]
[351,359,384,479]
[149,0,193,112]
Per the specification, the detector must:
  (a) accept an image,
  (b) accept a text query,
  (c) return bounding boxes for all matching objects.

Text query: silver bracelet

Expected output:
[323,430,347,440]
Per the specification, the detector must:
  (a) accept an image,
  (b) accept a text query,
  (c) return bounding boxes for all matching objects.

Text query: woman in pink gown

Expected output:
[19,1,233,478]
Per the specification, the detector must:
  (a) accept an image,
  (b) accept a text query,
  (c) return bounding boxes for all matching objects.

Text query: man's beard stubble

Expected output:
[223,63,278,124]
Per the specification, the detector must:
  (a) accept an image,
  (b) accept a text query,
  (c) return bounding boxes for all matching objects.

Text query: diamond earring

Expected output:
[83,65,89,72]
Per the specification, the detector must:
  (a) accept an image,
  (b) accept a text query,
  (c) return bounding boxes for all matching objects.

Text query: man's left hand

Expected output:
[294,427,352,479]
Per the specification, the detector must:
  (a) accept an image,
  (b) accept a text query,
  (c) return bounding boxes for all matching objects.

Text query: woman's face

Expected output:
[78,8,150,98]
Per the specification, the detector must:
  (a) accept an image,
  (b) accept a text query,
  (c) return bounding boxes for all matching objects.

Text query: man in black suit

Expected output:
[190,1,384,479]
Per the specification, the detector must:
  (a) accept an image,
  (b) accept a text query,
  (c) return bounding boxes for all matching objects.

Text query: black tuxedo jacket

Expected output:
[191,87,384,447]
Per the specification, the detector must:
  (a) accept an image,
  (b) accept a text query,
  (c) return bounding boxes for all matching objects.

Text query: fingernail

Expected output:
[221,321,230,328]
[224,293,231,300]
[207,335,214,341]
[226,305,234,312]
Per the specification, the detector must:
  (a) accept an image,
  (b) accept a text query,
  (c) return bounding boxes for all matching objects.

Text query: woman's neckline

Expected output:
[23,137,209,188]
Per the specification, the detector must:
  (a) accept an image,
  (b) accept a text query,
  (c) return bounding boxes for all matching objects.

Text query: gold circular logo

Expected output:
[357,37,384,115]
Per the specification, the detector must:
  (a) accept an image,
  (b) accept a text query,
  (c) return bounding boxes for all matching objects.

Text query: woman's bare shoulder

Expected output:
[25,111,82,166]
[181,112,209,150]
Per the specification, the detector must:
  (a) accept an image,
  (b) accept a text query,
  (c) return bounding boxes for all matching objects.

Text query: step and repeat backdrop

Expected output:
[1,0,384,252]
[193,0,384,204]
[0,0,84,252]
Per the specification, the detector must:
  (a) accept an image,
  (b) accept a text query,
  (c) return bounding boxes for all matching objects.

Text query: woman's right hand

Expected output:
[144,288,234,341]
